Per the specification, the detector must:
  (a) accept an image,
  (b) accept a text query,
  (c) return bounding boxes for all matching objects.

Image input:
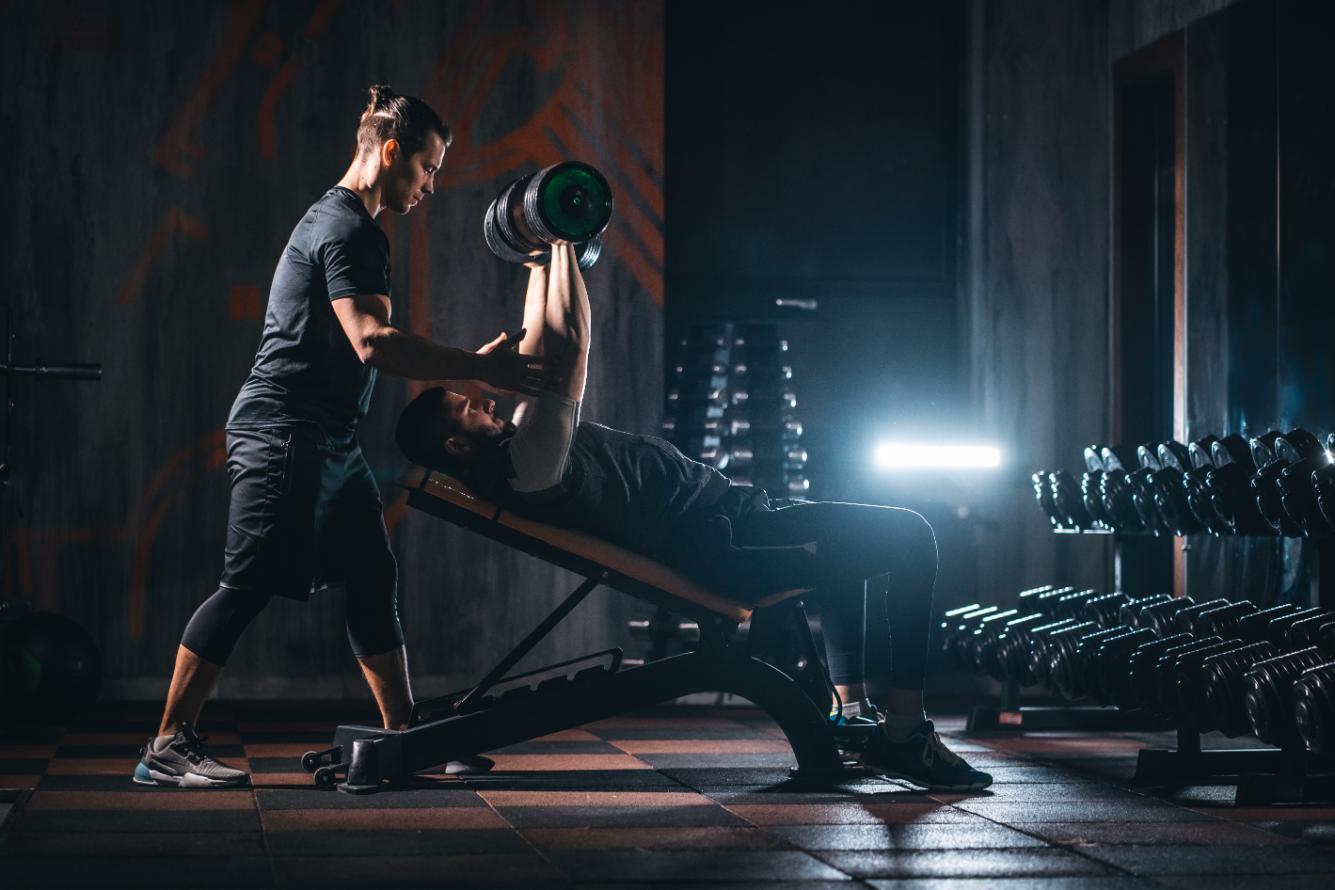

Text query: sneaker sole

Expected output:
[133,761,249,788]
[860,764,993,792]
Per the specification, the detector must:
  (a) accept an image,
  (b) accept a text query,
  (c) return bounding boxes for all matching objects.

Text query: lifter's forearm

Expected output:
[542,244,590,400]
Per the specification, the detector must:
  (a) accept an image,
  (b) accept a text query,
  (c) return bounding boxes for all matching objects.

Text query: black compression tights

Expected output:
[725,501,938,691]
[180,583,404,666]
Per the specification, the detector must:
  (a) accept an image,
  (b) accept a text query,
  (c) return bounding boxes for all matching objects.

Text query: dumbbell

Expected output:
[483,161,612,269]
[1243,647,1331,746]
[1150,440,1205,535]
[1293,661,1335,752]
[1135,596,1196,635]
[1249,429,1322,536]
[1204,435,1270,535]
[1275,430,1333,536]
[938,604,996,667]
[1193,609,1334,739]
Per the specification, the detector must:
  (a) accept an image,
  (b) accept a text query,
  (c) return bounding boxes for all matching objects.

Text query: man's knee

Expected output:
[344,551,403,657]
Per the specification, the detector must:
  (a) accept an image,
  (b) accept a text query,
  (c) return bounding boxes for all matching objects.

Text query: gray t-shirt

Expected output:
[227,186,391,436]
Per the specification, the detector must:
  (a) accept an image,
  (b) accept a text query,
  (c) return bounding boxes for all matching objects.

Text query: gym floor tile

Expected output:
[261,807,510,830]
[0,758,49,774]
[1246,820,1335,844]
[1,855,275,886]
[766,822,1047,850]
[865,878,1154,889]
[494,803,749,828]
[269,853,566,884]
[14,809,263,833]
[461,769,681,791]
[250,772,328,787]
[0,774,41,788]
[811,847,1115,879]
[985,736,1149,755]
[262,826,530,856]
[1204,805,1335,822]
[478,789,710,807]
[1078,843,1335,875]
[1022,819,1297,846]
[59,731,243,747]
[0,745,57,758]
[522,825,787,851]
[570,883,857,890]
[247,757,307,773]
[950,798,1210,822]
[545,849,850,882]
[256,787,487,810]
[485,753,653,771]
[1153,876,1335,890]
[722,802,986,825]
[25,790,257,811]
[609,738,795,754]
[588,726,773,740]
[488,740,624,755]
[0,829,268,856]
[938,782,1143,801]
[962,766,1098,783]
[629,752,801,769]
[659,766,843,788]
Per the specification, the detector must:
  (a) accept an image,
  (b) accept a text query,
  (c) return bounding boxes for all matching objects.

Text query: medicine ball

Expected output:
[0,611,103,725]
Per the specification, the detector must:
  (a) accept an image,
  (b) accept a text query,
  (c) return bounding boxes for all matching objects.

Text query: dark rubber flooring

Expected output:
[1,701,1334,887]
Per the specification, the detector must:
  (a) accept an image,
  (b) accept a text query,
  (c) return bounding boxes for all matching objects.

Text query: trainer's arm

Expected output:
[332,294,546,395]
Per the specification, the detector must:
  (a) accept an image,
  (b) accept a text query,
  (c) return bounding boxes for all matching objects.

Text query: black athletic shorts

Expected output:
[219,425,393,601]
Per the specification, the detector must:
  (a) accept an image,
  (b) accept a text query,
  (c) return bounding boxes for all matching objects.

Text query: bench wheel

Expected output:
[313,766,340,789]
[301,751,322,772]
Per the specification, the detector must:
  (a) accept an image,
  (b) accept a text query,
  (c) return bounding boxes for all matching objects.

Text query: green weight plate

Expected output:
[530,162,613,243]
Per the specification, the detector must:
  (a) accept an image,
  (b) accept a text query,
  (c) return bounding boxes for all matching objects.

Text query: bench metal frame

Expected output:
[303,472,846,793]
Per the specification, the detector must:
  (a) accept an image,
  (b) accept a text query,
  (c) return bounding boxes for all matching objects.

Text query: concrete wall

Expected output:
[0,0,664,698]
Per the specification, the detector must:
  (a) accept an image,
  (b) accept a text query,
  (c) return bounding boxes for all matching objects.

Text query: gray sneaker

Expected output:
[133,723,249,788]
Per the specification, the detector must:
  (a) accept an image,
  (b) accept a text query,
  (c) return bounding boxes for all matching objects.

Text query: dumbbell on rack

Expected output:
[1034,428,1335,537]
[947,586,1335,755]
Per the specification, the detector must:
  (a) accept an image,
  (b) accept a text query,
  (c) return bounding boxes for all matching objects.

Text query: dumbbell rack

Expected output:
[1131,722,1335,805]
[964,585,1170,735]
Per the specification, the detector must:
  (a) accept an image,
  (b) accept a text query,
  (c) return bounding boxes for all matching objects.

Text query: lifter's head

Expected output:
[397,387,515,472]
[353,85,452,215]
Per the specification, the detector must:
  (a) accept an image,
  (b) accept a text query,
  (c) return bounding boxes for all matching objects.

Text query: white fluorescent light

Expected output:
[875,442,1002,470]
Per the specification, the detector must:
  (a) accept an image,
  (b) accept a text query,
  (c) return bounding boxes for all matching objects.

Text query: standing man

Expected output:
[135,85,545,788]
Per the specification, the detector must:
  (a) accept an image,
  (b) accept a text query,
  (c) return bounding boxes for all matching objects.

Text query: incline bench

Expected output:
[300,465,849,793]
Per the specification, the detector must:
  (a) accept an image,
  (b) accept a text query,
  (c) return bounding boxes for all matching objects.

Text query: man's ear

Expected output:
[380,138,401,168]
[443,435,472,458]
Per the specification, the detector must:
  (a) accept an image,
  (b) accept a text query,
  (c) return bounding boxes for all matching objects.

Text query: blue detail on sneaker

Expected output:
[132,723,249,788]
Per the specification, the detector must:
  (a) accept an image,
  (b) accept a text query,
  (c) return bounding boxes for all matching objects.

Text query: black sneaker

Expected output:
[857,719,993,791]
[133,723,249,788]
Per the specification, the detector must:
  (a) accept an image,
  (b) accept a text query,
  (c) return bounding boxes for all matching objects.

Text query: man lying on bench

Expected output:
[395,243,991,791]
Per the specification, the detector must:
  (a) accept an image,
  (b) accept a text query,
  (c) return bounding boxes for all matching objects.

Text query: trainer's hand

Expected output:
[475,328,525,355]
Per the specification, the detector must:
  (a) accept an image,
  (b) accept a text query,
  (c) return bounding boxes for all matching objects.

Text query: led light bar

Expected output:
[874,442,1002,470]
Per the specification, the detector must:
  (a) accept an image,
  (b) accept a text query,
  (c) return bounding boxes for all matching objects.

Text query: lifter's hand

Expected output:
[472,343,548,396]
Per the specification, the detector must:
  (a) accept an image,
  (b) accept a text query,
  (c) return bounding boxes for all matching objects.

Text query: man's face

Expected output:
[441,390,515,459]
[384,131,446,214]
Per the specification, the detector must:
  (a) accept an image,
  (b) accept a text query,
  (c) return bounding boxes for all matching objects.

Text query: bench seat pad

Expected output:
[401,465,806,622]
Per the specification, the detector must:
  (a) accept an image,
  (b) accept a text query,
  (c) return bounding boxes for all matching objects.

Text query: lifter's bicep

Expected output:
[509,394,579,493]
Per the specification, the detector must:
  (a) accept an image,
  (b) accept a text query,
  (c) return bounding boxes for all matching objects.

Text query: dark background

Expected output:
[1,0,1332,699]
